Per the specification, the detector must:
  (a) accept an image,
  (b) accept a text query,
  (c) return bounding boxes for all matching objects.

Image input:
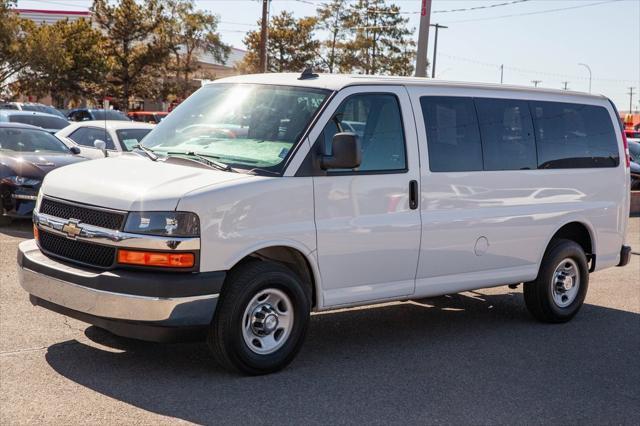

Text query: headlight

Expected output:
[124,211,200,237]
[34,191,44,212]
[1,176,41,186]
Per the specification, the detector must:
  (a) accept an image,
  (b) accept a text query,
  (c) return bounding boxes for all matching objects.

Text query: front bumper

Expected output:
[18,239,225,341]
[1,184,38,218]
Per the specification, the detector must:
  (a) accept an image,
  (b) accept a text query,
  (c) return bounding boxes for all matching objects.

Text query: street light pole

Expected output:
[500,64,504,84]
[578,63,592,93]
[415,0,432,77]
[430,23,448,78]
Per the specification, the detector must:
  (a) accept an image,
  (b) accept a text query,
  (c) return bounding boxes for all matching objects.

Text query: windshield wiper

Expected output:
[133,144,158,161]
[166,151,235,172]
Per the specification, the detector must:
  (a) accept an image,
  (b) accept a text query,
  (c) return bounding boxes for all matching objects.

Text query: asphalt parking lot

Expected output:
[1,219,639,425]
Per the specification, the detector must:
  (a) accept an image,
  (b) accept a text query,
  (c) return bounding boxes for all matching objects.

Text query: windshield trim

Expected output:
[146,83,334,177]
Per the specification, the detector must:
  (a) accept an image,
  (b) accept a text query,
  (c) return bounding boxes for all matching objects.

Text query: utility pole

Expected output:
[578,63,592,93]
[562,81,569,90]
[629,87,635,112]
[532,80,542,88]
[430,23,447,78]
[415,0,432,77]
[259,0,270,73]
[500,64,504,84]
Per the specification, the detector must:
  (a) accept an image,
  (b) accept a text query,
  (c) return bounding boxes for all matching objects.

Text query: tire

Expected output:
[207,260,311,375]
[0,215,12,226]
[524,239,589,323]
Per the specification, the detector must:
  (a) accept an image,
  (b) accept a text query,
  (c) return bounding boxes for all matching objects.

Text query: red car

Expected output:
[127,111,168,124]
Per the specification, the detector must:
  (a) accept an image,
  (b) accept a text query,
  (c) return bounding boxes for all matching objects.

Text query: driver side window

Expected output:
[317,93,407,173]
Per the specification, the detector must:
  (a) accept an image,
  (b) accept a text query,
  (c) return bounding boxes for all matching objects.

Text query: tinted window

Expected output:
[92,110,130,121]
[475,98,537,170]
[21,104,65,118]
[8,114,69,130]
[628,141,640,162]
[531,101,619,168]
[420,96,483,172]
[68,127,115,150]
[318,93,406,172]
[0,128,69,153]
[116,128,151,150]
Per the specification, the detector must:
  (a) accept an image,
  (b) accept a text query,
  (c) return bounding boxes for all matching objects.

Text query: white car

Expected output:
[18,72,632,375]
[55,121,155,159]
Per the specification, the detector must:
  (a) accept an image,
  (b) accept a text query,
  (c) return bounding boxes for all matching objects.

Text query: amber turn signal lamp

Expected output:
[33,225,39,240]
[117,249,195,268]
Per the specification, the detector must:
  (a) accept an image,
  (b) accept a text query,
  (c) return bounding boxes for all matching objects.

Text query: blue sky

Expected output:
[16,0,640,111]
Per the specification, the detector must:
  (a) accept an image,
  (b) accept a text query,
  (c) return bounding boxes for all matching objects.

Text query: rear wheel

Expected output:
[208,260,311,375]
[524,239,589,323]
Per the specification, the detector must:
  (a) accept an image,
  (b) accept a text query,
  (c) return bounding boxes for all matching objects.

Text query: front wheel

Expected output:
[524,239,589,323]
[208,261,311,375]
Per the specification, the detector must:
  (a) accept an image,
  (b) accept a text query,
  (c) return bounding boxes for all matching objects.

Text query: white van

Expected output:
[18,72,632,375]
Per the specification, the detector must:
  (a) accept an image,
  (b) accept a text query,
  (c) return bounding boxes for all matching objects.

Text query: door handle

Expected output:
[409,180,419,210]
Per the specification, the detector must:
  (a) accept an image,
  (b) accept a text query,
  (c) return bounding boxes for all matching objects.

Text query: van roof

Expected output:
[211,72,606,101]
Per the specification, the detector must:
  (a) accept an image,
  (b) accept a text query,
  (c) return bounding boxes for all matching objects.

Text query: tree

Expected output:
[14,18,107,107]
[163,0,230,98]
[92,0,171,109]
[315,0,351,73]
[0,0,32,95]
[238,11,319,74]
[342,0,415,76]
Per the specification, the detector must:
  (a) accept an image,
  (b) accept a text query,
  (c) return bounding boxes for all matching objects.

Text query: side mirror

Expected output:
[320,132,361,170]
[69,146,81,155]
[94,139,108,157]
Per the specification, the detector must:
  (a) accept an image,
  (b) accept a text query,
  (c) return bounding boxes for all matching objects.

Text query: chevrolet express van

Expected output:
[18,72,632,375]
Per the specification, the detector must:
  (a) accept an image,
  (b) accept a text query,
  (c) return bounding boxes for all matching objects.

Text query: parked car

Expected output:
[0,110,69,133]
[0,123,84,223]
[0,102,66,119]
[625,128,640,143]
[628,140,640,190]
[56,121,155,159]
[17,73,631,375]
[66,108,130,122]
[128,111,168,124]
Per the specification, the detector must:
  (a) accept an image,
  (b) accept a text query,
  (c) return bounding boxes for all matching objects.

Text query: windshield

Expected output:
[116,128,151,151]
[143,84,330,173]
[93,110,130,121]
[0,128,70,153]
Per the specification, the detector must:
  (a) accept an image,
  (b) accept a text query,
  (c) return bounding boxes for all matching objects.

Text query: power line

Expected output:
[442,0,622,24]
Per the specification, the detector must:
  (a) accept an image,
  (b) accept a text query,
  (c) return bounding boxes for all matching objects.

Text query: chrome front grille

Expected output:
[40,198,126,230]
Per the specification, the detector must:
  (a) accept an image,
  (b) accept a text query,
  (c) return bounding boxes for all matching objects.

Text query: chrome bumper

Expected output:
[18,240,220,325]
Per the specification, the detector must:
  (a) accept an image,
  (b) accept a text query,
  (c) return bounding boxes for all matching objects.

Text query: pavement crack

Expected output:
[0,340,82,358]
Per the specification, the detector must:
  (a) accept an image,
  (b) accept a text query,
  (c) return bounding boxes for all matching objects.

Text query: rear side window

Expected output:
[530,101,619,168]
[475,98,537,171]
[420,96,483,172]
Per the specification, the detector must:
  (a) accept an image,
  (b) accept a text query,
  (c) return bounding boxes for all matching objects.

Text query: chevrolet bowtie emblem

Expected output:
[62,220,82,239]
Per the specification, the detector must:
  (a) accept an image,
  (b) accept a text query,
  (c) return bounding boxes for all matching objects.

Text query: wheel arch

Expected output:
[540,220,596,271]
[225,243,321,309]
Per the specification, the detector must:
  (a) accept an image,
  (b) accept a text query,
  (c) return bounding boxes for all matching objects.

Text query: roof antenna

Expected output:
[298,67,319,80]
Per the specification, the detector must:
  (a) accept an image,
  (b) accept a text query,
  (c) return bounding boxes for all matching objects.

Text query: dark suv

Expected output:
[67,108,130,122]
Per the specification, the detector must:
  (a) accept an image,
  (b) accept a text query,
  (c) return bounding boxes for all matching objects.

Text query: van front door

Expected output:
[306,86,422,307]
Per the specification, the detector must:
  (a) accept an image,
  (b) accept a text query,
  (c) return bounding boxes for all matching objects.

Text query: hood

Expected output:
[40,154,252,211]
[0,152,86,180]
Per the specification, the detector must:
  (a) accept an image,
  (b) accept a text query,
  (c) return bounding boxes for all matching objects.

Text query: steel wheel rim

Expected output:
[241,288,294,355]
[551,258,580,308]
